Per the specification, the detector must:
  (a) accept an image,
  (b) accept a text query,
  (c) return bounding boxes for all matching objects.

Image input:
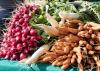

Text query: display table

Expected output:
[0,58,96,71]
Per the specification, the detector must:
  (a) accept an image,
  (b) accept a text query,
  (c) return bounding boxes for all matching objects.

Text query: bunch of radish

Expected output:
[0,4,42,60]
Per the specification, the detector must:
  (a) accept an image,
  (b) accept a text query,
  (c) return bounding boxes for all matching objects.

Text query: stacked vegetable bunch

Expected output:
[0,0,100,71]
[39,17,100,70]
[18,1,100,71]
[0,4,42,60]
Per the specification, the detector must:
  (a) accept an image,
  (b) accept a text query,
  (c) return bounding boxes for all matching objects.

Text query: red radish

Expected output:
[15,21,20,25]
[23,7,29,14]
[11,38,16,42]
[22,22,28,27]
[15,13,21,18]
[30,36,37,41]
[2,50,7,57]
[12,54,18,60]
[5,55,10,59]
[10,48,16,53]
[22,29,29,35]
[19,18,24,24]
[26,35,31,40]
[0,51,3,57]
[28,47,32,51]
[3,43,9,48]
[36,36,42,40]
[22,37,26,42]
[12,42,17,46]
[16,36,21,42]
[15,32,22,37]
[10,25,15,29]
[22,37,27,42]
[33,42,37,47]
[16,27,21,32]
[22,42,27,47]
[0,4,41,60]
[24,48,29,53]
[30,29,37,35]
[7,37,11,41]
[20,53,27,60]
[17,43,22,50]
[24,18,29,22]
[7,32,12,37]
[8,28,12,32]
[29,13,32,19]
[12,28,16,33]
[28,40,34,47]
[6,51,11,57]
[23,14,29,18]
[27,26,32,30]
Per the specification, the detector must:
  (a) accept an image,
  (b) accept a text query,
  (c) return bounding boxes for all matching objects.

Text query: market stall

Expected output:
[0,0,100,71]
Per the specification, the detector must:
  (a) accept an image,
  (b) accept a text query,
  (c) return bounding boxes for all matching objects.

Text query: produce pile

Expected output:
[0,0,100,71]
[0,4,42,60]
[38,18,100,70]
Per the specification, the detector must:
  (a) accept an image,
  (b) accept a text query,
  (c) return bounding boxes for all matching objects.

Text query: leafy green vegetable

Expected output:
[47,1,77,21]
[29,1,77,45]
[29,1,100,46]
[79,2,100,23]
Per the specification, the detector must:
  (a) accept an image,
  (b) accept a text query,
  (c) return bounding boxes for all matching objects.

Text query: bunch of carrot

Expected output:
[39,18,100,71]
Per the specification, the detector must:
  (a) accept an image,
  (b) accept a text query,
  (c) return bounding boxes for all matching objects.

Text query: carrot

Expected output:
[96,67,100,71]
[97,60,100,67]
[88,50,95,55]
[92,26,100,30]
[57,55,67,61]
[71,54,76,64]
[56,61,63,66]
[94,46,100,51]
[86,44,93,50]
[76,52,82,64]
[52,60,59,66]
[61,64,70,70]
[78,64,84,71]
[63,46,70,54]
[86,22,100,27]
[55,50,65,55]
[38,18,100,70]
[73,46,82,64]
[43,56,52,62]
[63,58,71,65]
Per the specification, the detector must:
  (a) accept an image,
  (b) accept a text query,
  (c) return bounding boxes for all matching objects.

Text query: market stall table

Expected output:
[0,58,93,71]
